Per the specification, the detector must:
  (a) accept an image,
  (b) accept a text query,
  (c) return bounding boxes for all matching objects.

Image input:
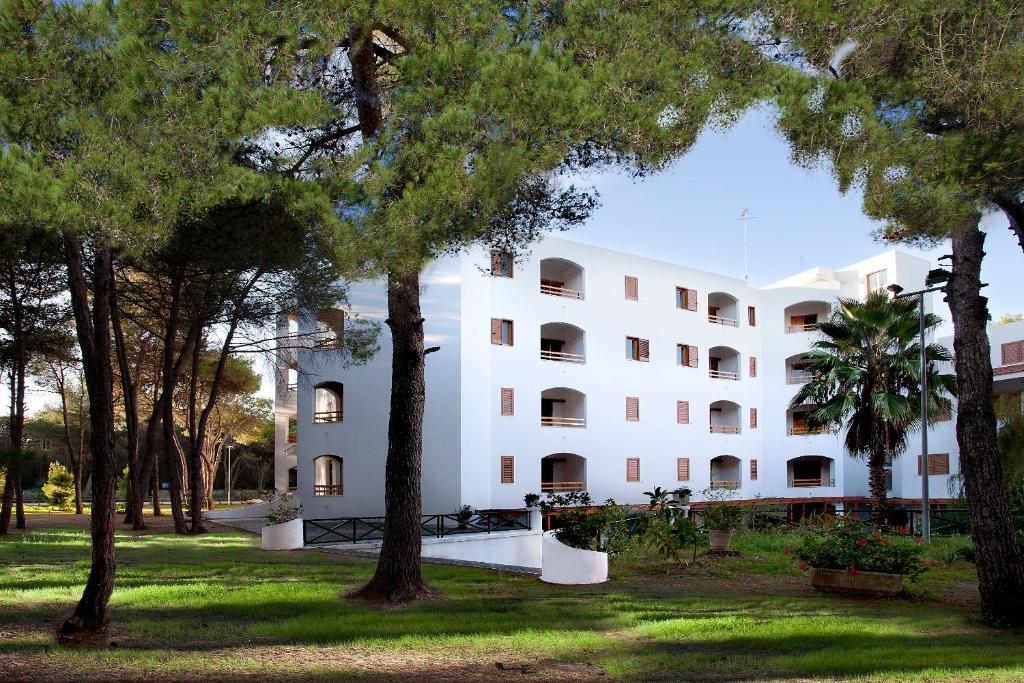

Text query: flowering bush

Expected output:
[793,516,925,578]
[539,490,631,552]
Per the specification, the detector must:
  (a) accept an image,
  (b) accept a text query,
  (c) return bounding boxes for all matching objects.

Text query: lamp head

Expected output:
[887,284,905,296]
[925,268,951,288]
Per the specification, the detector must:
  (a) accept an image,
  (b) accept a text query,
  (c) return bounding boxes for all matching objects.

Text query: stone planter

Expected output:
[810,567,904,596]
[261,517,304,551]
[708,529,735,551]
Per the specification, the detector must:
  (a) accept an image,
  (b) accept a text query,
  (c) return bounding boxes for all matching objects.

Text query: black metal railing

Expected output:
[303,510,532,545]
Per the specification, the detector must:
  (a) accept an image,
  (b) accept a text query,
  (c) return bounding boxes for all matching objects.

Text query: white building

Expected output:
[274,236,1024,522]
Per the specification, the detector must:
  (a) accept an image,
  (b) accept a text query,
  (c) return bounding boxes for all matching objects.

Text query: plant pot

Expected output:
[810,567,904,596]
[708,529,734,551]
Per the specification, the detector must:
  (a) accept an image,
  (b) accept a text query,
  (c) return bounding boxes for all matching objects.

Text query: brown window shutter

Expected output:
[626,457,640,482]
[677,457,690,481]
[1003,341,1024,365]
[506,320,514,346]
[625,275,638,301]
[748,306,756,326]
[677,400,690,424]
[688,345,698,368]
[750,407,758,429]
[687,289,698,311]
[500,456,515,483]
[626,396,639,421]
[750,459,758,481]
[749,356,757,378]
[500,388,514,416]
[490,318,502,344]
[639,338,650,362]
[490,250,502,276]
[918,453,950,476]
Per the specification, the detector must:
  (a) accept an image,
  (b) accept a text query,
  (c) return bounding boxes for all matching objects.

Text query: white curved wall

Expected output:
[540,531,608,584]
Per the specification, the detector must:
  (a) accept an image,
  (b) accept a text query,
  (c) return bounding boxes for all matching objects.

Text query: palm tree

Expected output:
[790,291,957,520]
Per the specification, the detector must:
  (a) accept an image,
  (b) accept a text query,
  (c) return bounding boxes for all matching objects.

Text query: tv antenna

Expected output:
[739,209,757,282]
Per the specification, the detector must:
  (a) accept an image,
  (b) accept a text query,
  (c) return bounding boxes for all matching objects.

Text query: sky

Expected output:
[8,104,1021,416]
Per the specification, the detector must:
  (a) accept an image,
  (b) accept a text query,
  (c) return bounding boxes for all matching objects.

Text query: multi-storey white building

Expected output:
[274,236,1024,521]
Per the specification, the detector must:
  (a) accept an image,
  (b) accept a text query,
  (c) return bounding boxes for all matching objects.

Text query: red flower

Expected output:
[798,561,808,570]
[783,548,791,555]
[848,566,859,575]
[856,538,867,546]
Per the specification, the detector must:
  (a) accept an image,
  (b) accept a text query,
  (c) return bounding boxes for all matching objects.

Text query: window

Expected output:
[750,407,758,429]
[866,269,888,295]
[934,405,953,422]
[676,287,697,311]
[626,336,649,361]
[676,344,698,368]
[677,458,690,481]
[500,456,515,483]
[625,275,639,301]
[749,356,757,378]
[626,457,640,482]
[676,400,690,424]
[750,459,758,481]
[313,382,344,423]
[1002,341,1024,365]
[491,250,513,278]
[313,455,343,496]
[491,318,514,345]
[748,306,757,326]
[918,453,950,476]
[500,388,514,416]
[626,396,640,422]
[287,416,297,443]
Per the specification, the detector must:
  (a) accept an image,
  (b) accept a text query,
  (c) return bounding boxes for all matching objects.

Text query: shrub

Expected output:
[699,487,742,531]
[539,490,630,552]
[41,462,75,510]
[794,516,925,578]
[264,491,302,525]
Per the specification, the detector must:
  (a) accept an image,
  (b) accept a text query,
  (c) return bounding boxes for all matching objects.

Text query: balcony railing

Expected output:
[541,481,585,492]
[789,477,835,488]
[540,350,585,364]
[287,433,297,443]
[785,323,819,333]
[541,416,586,428]
[788,425,828,436]
[313,410,344,424]
[709,480,739,489]
[286,383,298,392]
[786,374,812,384]
[708,369,739,381]
[313,335,343,350]
[540,283,583,300]
[708,315,738,327]
[709,425,741,434]
[313,484,343,496]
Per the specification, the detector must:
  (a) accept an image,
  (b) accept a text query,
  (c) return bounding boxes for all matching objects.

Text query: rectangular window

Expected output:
[626,396,640,422]
[750,407,758,429]
[677,457,690,481]
[500,456,515,483]
[491,250,513,278]
[676,287,697,311]
[749,356,757,378]
[491,318,514,345]
[866,269,888,295]
[918,453,950,476]
[676,400,690,424]
[625,275,639,301]
[1002,341,1024,365]
[750,459,758,481]
[748,306,757,326]
[626,457,640,482]
[676,344,698,368]
[500,388,514,416]
[626,336,649,361]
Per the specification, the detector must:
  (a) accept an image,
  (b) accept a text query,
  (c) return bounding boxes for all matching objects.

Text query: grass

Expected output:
[1,521,1021,681]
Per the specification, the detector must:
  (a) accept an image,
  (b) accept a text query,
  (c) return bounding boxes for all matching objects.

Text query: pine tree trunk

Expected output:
[58,235,118,643]
[74,459,84,515]
[14,477,25,529]
[947,223,1024,627]
[0,477,12,534]
[355,269,428,602]
[150,457,162,516]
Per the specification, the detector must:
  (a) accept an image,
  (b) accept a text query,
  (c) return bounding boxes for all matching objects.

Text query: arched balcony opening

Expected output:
[539,258,584,300]
[784,301,831,333]
[287,467,298,492]
[541,453,586,492]
[708,292,739,327]
[313,455,343,496]
[710,455,741,489]
[787,406,829,436]
[540,322,586,364]
[786,354,814,385]
[314,308,345,350]
[313,381,344,423]
[788,456,835,487]
[708,346,740,381]
[709,400,741,434]
[540,388,586,428]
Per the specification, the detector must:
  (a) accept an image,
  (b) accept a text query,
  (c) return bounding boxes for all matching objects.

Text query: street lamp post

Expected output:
[888,267,951,544]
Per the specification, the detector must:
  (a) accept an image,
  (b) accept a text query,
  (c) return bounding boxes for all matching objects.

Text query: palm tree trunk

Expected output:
[866,446,889,524]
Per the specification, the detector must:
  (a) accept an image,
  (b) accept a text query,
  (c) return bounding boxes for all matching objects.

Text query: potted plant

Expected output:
[669,487,691,506]
[700,488,741,551]
[524,492,541,509]
[455,504,474,528]
[793,517,924,596]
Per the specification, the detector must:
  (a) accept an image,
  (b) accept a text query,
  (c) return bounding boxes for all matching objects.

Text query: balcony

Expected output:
[313,484,344,496]
[541,481,585,492]
[788,456,835,488]
[786,354,814,384]
[710,455,741,489]
[784,301,831,333]
[313,382,343,423]
[709,400,741,434]
[709,480,740,489]
[542,453,586,492]
[708,292,739,327]
[540,322,586,364]
[787,409,828,436]
[787,425,828,436]
[789,477,836,487]
[541,387,586,428]
[708,346,740,381]
[313,455,343,496]
[313,309,345,350]
[540,258,585,300]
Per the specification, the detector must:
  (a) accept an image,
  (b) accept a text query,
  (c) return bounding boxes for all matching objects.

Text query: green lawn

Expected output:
[1,523,1022,681]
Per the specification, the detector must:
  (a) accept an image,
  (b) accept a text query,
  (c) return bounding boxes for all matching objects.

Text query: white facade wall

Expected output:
[278,236,973,517]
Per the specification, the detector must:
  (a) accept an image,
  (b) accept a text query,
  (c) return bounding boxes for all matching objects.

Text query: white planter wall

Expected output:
[261,518,305,551]
[540,531,608,585]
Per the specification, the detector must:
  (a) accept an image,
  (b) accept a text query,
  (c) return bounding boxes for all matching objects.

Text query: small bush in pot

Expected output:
[700,488,742,551]
[524,492,541,508]
[540,490,630,552]
[455,504,475,527]
[264,491,302,525]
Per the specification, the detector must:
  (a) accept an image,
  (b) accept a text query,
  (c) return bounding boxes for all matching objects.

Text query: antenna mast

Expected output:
[739,209,757,282]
